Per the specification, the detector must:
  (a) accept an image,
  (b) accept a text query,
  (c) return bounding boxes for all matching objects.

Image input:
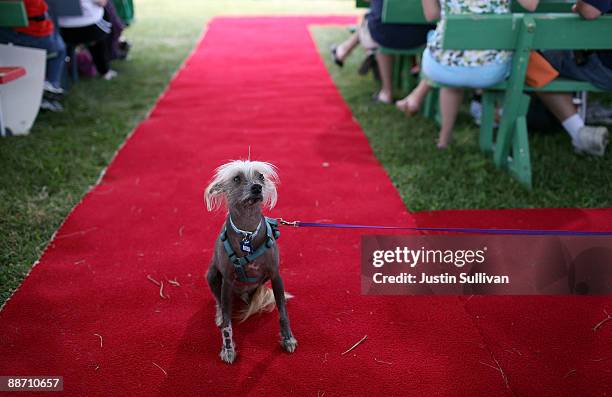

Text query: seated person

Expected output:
[0,0,66,99]
[536,0,609,156]
[396,0,538,149]
[58,0,117,80]
[332,0,433,104]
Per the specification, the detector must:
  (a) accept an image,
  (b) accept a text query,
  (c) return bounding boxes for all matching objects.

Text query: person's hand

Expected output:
[572,4,577,12]
[94,0,108,7]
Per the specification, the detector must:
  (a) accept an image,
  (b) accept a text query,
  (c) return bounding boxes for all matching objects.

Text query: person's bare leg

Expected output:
[375,52,393,103]
[335,32,360,62]
[536,92,577,121]
[438,87,464,148]
[396,79,431,115]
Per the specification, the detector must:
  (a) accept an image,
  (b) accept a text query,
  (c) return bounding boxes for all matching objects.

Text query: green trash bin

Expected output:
[112,0,134,26]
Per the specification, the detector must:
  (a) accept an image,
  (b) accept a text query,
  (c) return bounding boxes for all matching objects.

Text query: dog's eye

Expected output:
[233,175,241,183]
[258,173,265,181]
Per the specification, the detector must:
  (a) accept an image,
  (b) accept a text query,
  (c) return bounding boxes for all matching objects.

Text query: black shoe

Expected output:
[331,46,343,67]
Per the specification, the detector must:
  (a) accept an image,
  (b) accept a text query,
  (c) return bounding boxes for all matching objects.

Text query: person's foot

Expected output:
[372,91,392,104]
[396,94,420,116]
[103,70,118,81]
[43,81,64,96]
[330,46,343,67]
[40,98,64,112]
[573,126,608,156]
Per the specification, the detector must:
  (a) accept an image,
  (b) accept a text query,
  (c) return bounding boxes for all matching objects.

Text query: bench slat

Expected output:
[0,67,27,84]
[443,13,612,50]
[382,0,575,24]
[489,78,604,92]
[0,1,28,27]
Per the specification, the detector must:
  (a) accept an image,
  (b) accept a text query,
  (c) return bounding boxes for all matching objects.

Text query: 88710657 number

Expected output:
[0,376,63,391]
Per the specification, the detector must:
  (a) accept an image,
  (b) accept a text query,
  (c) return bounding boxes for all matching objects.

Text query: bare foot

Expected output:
[436,137,452,149]
[395,94,420,116]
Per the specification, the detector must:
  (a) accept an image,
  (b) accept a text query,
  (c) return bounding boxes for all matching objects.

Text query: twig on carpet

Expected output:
[167,278,180,287]
[178,226,185,237]
[593,310,611,332]
[159,281,167,299]
[374,358,393,365]
[146,275,161,286]
[341,335,367,356]
[94,333,103,348]
[564,369,576,378]
[479,358,510,389]
[152,362,167,376]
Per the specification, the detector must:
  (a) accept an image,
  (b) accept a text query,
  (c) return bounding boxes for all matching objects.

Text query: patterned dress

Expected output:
[427,0,512,67]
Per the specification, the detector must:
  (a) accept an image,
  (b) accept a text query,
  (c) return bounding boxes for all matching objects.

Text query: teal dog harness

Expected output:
[220,217,280,283]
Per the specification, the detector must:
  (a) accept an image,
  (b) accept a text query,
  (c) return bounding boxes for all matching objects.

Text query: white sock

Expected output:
[561,113,584,142]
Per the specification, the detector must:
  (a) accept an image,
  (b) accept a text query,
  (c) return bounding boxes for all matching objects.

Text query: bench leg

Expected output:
[479,91,497,153]
[392,55,402,90]
[422,86,438,119]
[508,94,532,188]
[401,56,416,93]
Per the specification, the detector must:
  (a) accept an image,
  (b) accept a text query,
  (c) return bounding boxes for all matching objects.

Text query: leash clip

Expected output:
[279,218,299,227]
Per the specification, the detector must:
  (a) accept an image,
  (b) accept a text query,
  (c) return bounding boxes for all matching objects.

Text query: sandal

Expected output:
[331,46,343,67]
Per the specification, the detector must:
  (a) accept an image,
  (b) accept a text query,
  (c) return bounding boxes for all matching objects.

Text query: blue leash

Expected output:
[278,219,612,237]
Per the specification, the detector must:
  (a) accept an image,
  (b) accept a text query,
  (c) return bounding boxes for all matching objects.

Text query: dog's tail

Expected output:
[238,285,293,323]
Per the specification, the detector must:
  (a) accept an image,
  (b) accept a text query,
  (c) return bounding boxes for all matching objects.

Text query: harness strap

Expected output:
[221,217,279,283]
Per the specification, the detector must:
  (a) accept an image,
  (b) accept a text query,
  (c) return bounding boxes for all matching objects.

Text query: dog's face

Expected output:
[204,160,278,212]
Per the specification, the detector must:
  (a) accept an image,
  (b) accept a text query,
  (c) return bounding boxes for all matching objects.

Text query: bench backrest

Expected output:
[443,13,612,50]
[0,0,28,27]
[382,0,576,24]
[356,0,370,8]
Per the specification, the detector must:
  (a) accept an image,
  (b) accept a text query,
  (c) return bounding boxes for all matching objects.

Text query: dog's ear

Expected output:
[204,181,225,212]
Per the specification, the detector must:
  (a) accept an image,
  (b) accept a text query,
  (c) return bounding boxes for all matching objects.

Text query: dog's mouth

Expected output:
[243,195,263,206]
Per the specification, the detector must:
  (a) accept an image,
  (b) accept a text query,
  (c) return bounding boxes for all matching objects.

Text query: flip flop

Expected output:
[371,92,392,105]
[331,46,343,67]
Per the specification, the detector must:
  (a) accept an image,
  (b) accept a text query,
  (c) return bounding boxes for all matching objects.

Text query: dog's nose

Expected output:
[251,184,262,193]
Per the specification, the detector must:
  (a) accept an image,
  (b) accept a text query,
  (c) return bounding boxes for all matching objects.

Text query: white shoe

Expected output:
[103,70,118,81]
[43,81,64,95]
[573,126,609,156]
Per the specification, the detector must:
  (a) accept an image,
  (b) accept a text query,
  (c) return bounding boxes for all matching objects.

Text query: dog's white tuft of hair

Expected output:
[238,285,293,323]
[204,160,279,212]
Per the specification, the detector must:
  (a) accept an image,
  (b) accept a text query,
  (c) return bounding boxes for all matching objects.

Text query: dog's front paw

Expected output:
[280,336,298,353]
[219,346,236,364]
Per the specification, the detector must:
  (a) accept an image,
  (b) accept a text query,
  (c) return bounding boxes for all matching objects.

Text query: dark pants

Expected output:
[60,23,111,75]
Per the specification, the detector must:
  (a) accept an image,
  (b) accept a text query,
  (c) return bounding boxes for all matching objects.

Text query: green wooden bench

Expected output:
[0,0,29,136]
[0,0,28,27]
[442,13,612,188]
[379,0,575,93]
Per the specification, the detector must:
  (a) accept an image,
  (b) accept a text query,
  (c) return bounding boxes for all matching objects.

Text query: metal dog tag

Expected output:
[240,238,252,253]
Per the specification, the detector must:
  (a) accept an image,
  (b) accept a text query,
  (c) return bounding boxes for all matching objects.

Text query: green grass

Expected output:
[311,26,612,211]
[0,0,356,305]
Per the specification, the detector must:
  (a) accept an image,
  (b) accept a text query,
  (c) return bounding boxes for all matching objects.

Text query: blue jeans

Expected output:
[542,50,612,91]
[0,28,66,88]
[422,47,510,88]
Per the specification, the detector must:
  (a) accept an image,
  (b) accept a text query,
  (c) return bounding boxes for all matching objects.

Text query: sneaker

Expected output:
[470,100,483,126]
[40,98,64,112]
[43,81,64,96]
[103,70,118,81]
[573,126,609,156]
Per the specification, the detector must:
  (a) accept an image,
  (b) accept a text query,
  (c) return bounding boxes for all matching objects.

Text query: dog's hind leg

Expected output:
[271,275,297,353]
[206,265,223,326]
[218,278,237,364]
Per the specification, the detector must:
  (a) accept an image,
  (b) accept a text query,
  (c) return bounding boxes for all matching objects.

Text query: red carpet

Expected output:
[1,17,610,396]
